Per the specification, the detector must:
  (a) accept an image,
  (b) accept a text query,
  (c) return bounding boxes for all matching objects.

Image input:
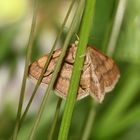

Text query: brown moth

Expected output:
[28,43,120,103]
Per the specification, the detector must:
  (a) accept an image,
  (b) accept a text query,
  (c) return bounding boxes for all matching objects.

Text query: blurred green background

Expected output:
[0,0,140,140]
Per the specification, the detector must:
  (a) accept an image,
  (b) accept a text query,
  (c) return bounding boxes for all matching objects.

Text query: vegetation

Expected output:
[0,0,140,140]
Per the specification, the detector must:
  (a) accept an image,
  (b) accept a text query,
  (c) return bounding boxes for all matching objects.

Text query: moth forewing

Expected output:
[28,43,120,103]
[87,46,120,102]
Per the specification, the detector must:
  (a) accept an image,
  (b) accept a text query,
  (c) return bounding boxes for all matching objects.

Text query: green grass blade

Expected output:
[28,0,83,139]
[48,98,62,140]
[107,0,127,56]
[104,104,140,138]
[19,0,75,129]
[58,0,96,139]
[81,100,96,140]
[102,0,127,56]
[116,104,140,133]
[95,66,140,139]
[12,0,38,139]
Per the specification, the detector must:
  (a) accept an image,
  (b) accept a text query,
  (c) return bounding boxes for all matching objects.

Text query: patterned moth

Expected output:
[28,43,120,103]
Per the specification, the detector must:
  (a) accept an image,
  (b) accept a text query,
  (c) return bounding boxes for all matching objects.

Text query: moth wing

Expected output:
[55,44,89,100]
[76,54,91,100]
[28,44,88,100]
[88,46,120,102]
[28,48,61,85]
[54,63,73,99]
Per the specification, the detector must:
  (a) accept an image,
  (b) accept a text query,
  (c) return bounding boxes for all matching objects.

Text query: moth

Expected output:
[28,43,120,103]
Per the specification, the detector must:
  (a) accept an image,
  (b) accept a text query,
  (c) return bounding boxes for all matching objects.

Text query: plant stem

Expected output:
[95,67,140,139]
[12,0,38,139]
[28,0,83,139]
[19,0,75,129]
[48,98,62,140]
[81,101,96,140]
[104,0,127,56]
[58,0,96,139]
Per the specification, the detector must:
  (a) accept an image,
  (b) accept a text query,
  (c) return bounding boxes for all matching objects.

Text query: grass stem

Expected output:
[19,0,75,129]
[48,98,62,140]
[81,101,96,140]
[28,0,83,139]
[58,0,96,139]
[12,0,38,139]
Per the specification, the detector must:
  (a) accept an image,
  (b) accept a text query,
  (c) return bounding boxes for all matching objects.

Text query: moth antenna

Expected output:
[74,34,79,46]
